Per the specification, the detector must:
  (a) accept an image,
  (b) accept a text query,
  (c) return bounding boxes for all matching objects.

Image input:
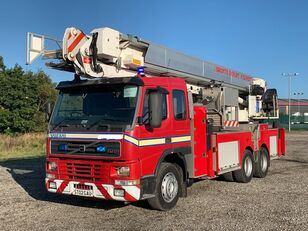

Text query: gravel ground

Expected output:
[0,132,307,231]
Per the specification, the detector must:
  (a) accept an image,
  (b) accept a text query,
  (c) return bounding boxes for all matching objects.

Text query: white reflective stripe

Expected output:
[48,133,190,146]
[97,134,123,140]
[63,183,70,193]
[122,186,141,200]
[103,184,141,201]
[102,184,126,201]
[48,133,123,140]
[86,182,104,198]
[124,135,191,146]
[47,180,140,201]
[224,120,239,127]
[46,179,64,193]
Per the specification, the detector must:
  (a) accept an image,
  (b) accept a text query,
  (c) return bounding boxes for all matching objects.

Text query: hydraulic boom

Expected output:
[27,26,279,124]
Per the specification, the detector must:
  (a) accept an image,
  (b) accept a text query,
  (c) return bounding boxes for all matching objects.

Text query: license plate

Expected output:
[73,189,93,197]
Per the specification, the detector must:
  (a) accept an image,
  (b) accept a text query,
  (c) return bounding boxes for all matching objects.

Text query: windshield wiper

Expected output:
[87,117,127,130]
[87,119,114,130]
[52,119,71,130]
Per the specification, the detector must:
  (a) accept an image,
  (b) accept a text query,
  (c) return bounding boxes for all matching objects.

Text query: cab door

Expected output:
[171,89,191,144]
[137,86,173,176]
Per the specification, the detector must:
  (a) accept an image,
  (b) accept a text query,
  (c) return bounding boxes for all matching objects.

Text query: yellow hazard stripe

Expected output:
[124,135,191,147]
[49,133,191,147]
[123,135,139,146]
[139,138,166,146]
[171,136,191,143]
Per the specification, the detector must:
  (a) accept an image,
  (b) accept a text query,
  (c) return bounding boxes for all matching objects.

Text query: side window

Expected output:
[142,93,167,123]
[173,90,186,120]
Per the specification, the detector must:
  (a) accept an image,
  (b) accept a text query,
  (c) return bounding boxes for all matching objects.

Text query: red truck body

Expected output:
[45,76,285,209]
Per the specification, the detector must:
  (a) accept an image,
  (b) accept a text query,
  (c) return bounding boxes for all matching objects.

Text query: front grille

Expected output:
[62,161,110,182]
[51,140,120,157]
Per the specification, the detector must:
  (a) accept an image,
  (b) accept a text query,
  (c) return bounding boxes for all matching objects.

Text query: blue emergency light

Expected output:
[137,67,145,75]
[58,144,68,151]
[96,145,106,153]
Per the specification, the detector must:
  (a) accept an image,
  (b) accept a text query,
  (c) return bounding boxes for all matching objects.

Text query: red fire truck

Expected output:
[27,27,285,210]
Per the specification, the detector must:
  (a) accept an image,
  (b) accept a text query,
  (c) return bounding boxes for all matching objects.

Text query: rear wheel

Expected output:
[233,150,254,183]
[147,163,182,211]
[254,147,269,178]
[222,172,234,182]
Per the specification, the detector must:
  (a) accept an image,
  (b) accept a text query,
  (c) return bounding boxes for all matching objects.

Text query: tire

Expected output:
[253,147,270,178]
[233,149,254,183]
[147,163,182,211]
[222,172,234,182]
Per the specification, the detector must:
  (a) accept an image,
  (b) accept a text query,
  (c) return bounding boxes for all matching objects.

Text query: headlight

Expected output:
[49,181,57,189]
[114,188,125,197]
[48,161,57,171]
[116,166,130,176]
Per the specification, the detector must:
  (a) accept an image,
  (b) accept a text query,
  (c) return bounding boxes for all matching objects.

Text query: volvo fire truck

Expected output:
[26,27,285,210]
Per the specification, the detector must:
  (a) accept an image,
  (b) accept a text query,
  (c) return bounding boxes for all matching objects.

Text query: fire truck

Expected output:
[26,27,285,210]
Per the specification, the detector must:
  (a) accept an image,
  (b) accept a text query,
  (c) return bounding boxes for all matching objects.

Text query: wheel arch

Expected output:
[140,147,190,199]
[155,149,188,183]
[245,145,254,154]
[243,146,254,165]
[260,144,269,154]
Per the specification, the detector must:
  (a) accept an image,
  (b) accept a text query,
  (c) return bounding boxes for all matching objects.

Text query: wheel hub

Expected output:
[244,157,253,177]
[161,172,178,203]
[260,154,268,172]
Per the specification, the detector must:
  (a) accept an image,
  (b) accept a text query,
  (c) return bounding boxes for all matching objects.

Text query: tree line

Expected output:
[0,56,57,135]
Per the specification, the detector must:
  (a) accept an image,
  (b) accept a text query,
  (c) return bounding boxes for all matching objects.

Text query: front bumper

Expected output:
[45,178,141,202]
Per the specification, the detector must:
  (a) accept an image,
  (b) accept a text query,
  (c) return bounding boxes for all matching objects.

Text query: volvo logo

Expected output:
[49,133,66,138]
[79,145,86,152]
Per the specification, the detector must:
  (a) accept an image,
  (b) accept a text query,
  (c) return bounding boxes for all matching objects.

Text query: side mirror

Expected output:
[45,101,52,121]
[149,90,162,128]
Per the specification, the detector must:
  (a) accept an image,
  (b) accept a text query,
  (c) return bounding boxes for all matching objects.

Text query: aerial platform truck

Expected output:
[27,27,285,210]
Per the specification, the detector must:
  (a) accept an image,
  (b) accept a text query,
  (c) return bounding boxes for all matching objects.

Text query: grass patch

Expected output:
[0,133,46,161]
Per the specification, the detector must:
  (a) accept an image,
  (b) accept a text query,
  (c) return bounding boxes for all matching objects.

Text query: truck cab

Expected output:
[46,76,191,210]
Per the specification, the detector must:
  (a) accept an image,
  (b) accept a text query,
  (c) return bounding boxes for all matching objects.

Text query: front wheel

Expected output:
[147,163,182,211]
[233,150,254,183]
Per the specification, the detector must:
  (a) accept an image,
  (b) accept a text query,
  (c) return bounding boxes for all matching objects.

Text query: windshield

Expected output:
[50,85,139,132]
